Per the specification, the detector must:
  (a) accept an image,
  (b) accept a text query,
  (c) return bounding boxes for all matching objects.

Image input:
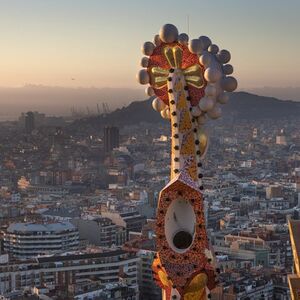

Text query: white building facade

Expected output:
[3,222,79,258]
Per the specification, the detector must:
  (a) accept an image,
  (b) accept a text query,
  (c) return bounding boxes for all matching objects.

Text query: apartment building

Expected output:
[0,249,139,298]
[3,222,79,258]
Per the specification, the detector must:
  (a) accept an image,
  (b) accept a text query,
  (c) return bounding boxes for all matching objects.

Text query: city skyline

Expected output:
[0,0,300,90]
[0,4,299,299]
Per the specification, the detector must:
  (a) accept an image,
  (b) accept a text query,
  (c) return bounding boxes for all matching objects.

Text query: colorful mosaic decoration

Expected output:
[288,220,300,300]
[137,24,238,300]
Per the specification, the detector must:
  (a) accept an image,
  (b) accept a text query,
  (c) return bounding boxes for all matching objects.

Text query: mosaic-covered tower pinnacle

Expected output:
[137,23,238,300]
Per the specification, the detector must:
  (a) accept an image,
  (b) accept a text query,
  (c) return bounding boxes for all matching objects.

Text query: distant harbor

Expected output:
[0,115,18,122]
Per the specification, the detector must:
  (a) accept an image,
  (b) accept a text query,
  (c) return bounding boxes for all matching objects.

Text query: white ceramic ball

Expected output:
[208,44,219,54]
[223,64,233,75]
[198,36,212,50]
[160,107,170,119]
[152,97,166,112]
[154,34,162,46]
[204,68,222,83]
[207,105,222,119]
[140,57,149,68]
[221,76,238,92]
[142,41,155,56]
[159,24,179,43]
[217,92,229,104]
[205,85,216,97]
[199,51,211,67]
[191,106,202,117]
[189,39,202,54]
[137,69,150,84]
[178,33,189,45]
[197,115,207,125]
[218,49,231,63]
[199,97,215,112]
[145,86,155,97]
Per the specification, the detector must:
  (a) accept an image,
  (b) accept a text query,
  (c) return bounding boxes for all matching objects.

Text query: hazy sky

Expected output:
[0,0,300,89]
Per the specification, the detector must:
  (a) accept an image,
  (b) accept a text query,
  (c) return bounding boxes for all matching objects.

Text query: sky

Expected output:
[0,0,300,90]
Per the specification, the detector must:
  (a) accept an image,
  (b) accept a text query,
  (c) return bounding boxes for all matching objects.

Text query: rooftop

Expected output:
[7,221,76,233]
[36,249,128,263]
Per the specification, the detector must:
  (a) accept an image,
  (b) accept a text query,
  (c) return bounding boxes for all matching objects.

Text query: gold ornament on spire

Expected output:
[150,46,205,89]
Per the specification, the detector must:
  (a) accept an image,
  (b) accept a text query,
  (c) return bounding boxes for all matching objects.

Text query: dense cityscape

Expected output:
[1,0,300,299]
[0,99,299,299]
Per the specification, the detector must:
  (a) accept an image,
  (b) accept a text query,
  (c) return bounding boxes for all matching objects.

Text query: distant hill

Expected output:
[69,92,300,132]
[222,92,300,119]
[246,86,300,102]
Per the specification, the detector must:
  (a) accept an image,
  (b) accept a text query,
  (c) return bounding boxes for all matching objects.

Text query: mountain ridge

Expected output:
[69,91,300,132]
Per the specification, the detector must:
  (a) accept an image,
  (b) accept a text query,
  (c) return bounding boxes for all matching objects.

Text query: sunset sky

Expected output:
[0,0,299,89]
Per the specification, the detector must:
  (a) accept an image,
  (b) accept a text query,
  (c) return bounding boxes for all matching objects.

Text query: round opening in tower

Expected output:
[165,197,196,253]
[173,230,193,249]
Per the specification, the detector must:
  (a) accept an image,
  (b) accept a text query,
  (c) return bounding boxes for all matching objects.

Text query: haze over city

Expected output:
[0,0,300,118]
[0,2,300,300]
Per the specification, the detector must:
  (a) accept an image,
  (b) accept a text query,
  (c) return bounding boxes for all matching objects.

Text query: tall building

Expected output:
[266,185,283,199]
[252,127,258,139]
[276,129,287,145]
[25,111,35,134]
[104,126,119,153]
[3,222,79,258]
[101,211,146,238]
[137,249,161,300]
[288,219,300,300]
